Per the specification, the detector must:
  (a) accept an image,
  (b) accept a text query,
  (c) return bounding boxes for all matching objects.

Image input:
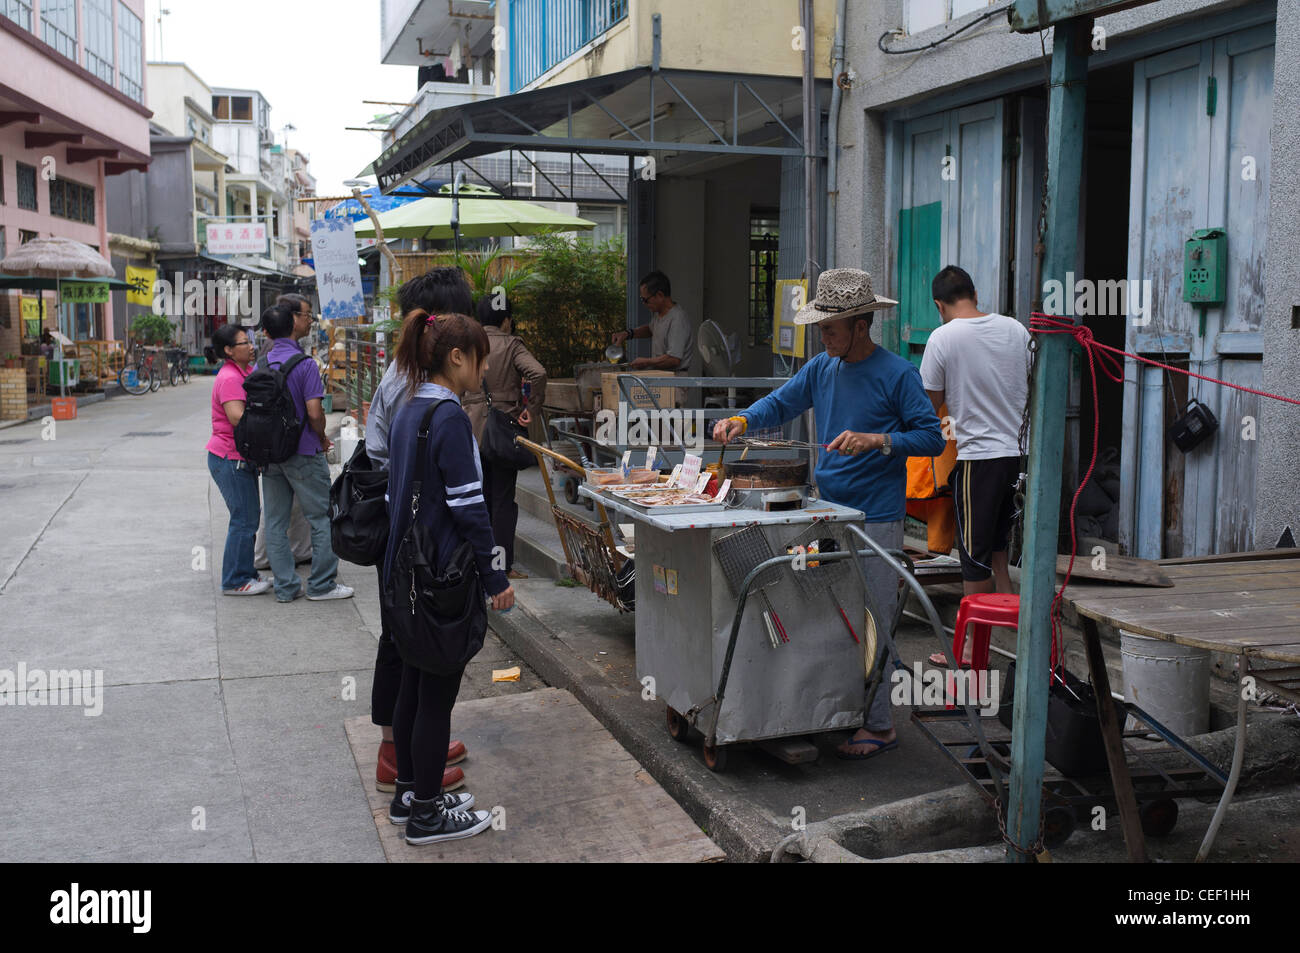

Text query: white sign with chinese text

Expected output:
[310,218,365,319]
[206,222,268,255]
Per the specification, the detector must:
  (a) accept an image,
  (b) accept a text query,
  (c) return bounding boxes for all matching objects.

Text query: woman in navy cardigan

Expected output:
[383,309,515,845]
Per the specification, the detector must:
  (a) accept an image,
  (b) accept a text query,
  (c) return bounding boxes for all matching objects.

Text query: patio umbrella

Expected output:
[0,238,116,397]
[322,177,446,223]
[353,188,597,241]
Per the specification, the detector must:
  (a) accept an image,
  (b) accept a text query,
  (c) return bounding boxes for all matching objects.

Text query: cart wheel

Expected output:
[702,741,728,773]
[583,494,595,511]
[1139,798,1178,837]
[666,706,692,743]
[964,743,1010,780]
[1043,806,1075,849]
[563,477,579,505]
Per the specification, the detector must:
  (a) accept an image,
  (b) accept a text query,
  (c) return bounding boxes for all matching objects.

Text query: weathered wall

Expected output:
[1255,10,1300,547]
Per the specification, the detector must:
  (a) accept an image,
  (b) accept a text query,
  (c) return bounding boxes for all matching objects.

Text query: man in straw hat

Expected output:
[713,268,945,761]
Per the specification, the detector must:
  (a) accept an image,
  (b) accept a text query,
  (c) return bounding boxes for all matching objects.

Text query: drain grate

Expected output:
[123,431,173,437]
[0,438,32,445]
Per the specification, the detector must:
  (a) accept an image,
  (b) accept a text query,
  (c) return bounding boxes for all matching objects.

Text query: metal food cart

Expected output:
[583,484,868,769]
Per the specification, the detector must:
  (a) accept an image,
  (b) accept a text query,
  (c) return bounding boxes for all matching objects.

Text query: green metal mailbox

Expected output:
[1183,228,1227,305]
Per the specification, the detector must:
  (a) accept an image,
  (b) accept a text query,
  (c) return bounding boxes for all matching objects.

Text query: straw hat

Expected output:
[794,268,898,325]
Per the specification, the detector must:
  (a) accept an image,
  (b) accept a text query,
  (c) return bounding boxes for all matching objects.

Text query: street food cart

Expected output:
[580,472,868,771]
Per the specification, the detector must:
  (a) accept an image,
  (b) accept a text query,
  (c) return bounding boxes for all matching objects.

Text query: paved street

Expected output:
[0,382,545,862]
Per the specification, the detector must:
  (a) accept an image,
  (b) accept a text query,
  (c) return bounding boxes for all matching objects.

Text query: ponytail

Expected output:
[394,310,490,398]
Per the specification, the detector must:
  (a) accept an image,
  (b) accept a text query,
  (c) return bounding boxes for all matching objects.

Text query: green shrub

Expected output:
[510,232,626,380]
[130,313,177,345]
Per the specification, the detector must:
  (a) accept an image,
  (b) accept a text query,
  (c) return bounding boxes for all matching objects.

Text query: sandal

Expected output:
[835,737,899,761]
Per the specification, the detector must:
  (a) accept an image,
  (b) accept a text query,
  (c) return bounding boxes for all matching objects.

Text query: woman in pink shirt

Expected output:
[206,324,270,595]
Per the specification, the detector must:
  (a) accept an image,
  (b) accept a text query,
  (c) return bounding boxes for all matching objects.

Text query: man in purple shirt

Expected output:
[260,301,353,603]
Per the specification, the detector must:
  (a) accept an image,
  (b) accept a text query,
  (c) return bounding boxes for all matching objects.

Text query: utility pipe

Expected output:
[826,0,847,272]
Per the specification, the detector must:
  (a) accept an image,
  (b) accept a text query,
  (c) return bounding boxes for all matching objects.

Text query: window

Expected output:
[906,0,996,35]
[0,226,6,259]
[41,0,77,60]
[749,211,779,346]
[117,3,143,102]
[84,0,114,84]
[19,229,38,244]
[50,177,95,225]
[0,156,5,205]
[234,97,253,121]
[16,162,37,210]
[3,0,32,31]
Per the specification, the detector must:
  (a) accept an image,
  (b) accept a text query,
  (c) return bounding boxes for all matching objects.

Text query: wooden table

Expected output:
[1061,552,1300,862]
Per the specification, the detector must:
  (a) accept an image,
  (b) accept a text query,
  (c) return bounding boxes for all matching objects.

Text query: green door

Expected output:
[896,201,942,369]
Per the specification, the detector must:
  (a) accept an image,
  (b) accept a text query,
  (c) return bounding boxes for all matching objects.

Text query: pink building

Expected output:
[0,0,150,357]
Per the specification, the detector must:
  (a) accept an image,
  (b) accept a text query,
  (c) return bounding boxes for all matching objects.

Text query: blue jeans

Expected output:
[208,452,261,590]
[263,452,337,598]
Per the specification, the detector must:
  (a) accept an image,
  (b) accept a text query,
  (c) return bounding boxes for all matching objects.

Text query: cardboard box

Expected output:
[601,370,678,412]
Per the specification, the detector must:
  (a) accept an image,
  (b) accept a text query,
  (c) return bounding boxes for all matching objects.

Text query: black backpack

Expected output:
[381,400,487,676]
[235,353,308,466]
[329,438,389,566]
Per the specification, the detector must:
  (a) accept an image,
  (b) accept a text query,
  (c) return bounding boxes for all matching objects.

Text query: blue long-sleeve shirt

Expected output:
[741,348,945,521]
[383,383,510,597]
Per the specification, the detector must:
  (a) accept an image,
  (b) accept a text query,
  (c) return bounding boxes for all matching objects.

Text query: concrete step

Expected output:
[512,506,571,581]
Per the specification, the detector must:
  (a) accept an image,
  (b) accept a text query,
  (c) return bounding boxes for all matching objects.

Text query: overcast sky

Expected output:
[145,0,416,194]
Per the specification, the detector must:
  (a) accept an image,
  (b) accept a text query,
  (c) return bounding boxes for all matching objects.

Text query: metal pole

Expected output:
[801,0,818,290]
[1006,17,1090,862]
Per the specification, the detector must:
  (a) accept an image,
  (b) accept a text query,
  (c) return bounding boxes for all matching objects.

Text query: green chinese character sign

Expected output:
[60,282,110,304]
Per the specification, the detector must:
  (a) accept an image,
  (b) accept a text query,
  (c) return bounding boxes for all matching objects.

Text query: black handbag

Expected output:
[479,384,536,470]
[329,438,389,566]
[383,400,488,676]
[998,662,1109,778]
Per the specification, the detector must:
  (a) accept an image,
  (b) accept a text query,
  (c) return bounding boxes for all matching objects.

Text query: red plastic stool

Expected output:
[945,593,1020,709]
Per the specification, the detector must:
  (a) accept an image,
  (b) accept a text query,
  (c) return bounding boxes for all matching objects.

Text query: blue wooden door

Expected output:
[1120,25,1273,557]
[894,101,1005,363]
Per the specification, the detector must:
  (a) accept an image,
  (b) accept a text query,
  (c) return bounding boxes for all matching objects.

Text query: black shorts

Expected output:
[952,456,1021,582]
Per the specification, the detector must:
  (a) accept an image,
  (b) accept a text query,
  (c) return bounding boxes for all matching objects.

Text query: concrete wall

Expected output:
[507,0,833,93]
[1255,11,1300,547]
[147,63,213,138]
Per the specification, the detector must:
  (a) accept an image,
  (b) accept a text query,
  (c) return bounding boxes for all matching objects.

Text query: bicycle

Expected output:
[118,342,162,395]
[166,347,191,386]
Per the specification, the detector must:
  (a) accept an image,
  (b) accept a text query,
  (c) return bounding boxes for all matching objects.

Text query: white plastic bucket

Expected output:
[1120,631,1210,737]
[338,416,359,465]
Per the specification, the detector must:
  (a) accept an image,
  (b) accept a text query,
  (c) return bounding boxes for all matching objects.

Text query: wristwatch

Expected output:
[879,434,893,456]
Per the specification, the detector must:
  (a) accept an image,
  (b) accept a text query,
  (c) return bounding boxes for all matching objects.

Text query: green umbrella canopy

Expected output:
[0,274,132,290]
[353,194,597,240]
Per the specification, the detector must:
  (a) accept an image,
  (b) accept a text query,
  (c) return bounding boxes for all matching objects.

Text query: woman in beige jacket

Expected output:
[463,294,547,578]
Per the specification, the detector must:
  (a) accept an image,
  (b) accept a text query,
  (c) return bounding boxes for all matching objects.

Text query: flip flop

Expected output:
[835,737,899,761]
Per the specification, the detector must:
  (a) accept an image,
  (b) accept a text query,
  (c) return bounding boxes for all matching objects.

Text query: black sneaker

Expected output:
[405,796,492,845]
[388,782,473,825]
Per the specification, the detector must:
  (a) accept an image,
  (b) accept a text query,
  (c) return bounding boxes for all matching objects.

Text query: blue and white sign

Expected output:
[310,218,365,319]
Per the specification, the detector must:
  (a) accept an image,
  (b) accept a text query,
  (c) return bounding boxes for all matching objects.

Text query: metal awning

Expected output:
[373,67,830,195]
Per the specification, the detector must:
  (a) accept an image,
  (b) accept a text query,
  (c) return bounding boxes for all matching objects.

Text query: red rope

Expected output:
[1027,312,1300,674]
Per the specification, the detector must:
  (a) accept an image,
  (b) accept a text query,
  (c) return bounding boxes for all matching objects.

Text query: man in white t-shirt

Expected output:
[920,265,1032,600]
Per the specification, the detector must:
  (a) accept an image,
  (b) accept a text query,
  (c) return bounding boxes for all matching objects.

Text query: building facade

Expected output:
[376,0,833,377]
[834,0,1296,557]
[0,0,150,357]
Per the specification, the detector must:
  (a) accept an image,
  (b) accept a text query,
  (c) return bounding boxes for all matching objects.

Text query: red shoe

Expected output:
[447,739,467,766]
[376,740,398,793]
[441,765,465,792]
[378,740,466,792]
